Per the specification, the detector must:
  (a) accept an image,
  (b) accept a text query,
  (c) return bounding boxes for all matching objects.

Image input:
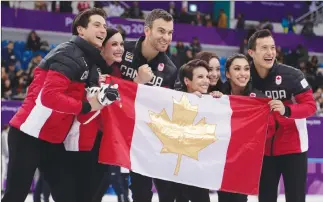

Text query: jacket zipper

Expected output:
[270,120,280,156]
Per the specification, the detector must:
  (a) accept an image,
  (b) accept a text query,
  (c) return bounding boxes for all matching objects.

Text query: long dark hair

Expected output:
[223,53,253,95]
[194,51,223,92]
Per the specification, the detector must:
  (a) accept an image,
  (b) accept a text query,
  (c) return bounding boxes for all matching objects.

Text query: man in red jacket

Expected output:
[248,29,316,202]
[2,8,110,202]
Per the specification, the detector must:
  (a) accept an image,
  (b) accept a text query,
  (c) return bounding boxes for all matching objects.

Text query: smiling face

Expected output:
[185,66,210,94]
[145,18,174,52]
[248,36,276,70]
[208,57,221,86]
[226,58,250,88]
[78,15,107,49]
[101,33,125,65]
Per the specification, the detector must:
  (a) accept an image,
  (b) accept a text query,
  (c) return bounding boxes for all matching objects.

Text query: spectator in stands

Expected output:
[40,40,50,52]
[276,46,285,63]
[282,14,296,33]
[77,1,91,13]
[105,1,124,17]
[204,14,215,27]
[26,30,41,52]
[190,37,202,57]
[174,41,188,67]
[12,75,27,99]
[1,67,12,100]
[192,12,205,26]
[169,46,181,69]
[239,37,248,55]
[287,14,296,33]
[129,1,144,19]
[217,9,227,28]
[1,79,12,100]
[236,13,245,30]
[185,48,194,63]
[314,87,323,116]
[257,19,273,31]
[34,1,48,11]
[1,66,7,81]
[7,63,17,86]
[299,60,318,91]
[310,56,319,69]
[51,1,72,13]
[308,55,319,77]
[296,44,309,64]
[1,41,18,68]
[168,1,178,22]
[120,8,130,18]
[26,54,42,84]
[178,6,192,24]
[301,16,316,36]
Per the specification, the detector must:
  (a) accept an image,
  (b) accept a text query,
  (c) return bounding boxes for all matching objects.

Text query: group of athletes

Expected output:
[1,7,316,202]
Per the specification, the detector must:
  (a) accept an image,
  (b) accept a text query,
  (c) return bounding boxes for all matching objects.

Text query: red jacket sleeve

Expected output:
[41,70,83,114]
[286,89,316,119]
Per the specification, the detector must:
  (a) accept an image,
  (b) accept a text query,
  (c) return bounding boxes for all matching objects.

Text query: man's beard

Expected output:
[150,37,167,53]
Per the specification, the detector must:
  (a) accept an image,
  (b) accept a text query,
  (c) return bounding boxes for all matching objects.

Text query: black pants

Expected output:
[1,127,76,202]
[121,173,130,201]
[130,172,153,202]
[64,149,103,202]
[89,131,130,202]
[154,178,210,202]
[259,152,308,202]
[217,191,248,202]
[68,130,114,202]
[92,166,130,202]
[33,171,51,202]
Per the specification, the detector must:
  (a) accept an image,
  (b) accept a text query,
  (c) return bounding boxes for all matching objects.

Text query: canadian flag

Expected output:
[99,77,271,195]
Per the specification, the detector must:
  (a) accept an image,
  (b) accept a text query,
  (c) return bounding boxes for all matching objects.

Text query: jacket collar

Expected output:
[70,36,103,62]
[250,61,278,81]
[133,36,165,65]
[70,35,109,70]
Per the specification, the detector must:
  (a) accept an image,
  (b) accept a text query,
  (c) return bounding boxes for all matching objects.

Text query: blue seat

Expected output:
[50,44,57,50]
[14,41,26,55]
[220,67,227,82]
[14,50,22,62]
[21,50,33,70]
[1,40,9,49]
[220,57,227,66]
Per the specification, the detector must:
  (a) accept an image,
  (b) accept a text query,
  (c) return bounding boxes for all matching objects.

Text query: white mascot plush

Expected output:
[83,83,120,125]
[86,83,120,106]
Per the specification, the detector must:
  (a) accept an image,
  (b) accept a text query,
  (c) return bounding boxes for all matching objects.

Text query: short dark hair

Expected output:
[103,28,120,46]
[225,53,249,72]
[144,9,173,28]
[179,59,210,90]
[72,8,107,35]
[194,51,219,64]
[247,29,273,50]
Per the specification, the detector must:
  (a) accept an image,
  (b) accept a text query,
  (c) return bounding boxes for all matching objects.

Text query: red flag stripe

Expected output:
[220,96,270,194]
[99,77,137,168]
